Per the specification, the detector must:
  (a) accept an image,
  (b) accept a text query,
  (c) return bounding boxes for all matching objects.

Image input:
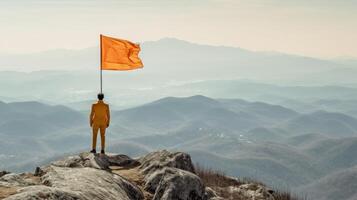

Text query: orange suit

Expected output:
[90,100,110,150]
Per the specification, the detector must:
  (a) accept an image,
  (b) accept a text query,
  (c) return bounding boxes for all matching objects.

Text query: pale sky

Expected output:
[0,0,356,58]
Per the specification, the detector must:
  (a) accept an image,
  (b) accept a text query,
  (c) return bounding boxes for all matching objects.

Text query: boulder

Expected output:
[205,187,224,200]
[1,153,144,200]
[230,183,275,200]
[40,166,144,200]
[51,155,85,168]
[0,173,39,187]
[50,152,139,170]
[138,150,195,176]
[9,166,144,200]
[4,185,80,200]
[137,150,205,200]
[145,167,206,200]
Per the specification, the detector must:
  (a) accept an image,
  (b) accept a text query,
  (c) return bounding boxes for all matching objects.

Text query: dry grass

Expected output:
[195,163,304,200]
[195,163,242,188]
[111,166,153,200]
[0,186,19,199]
[273,190,303,200]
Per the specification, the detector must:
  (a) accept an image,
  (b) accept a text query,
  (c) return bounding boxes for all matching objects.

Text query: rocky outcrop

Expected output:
[139,150,195,174]
[0,150,278,200]
[211,183,275,200]
[144,166,205,200]
[0,171,9,178]
[138,150,205,200]
[1,153,144,200]
[51,152,140,170]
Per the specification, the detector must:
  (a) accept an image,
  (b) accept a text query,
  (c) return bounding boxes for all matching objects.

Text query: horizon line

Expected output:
[1,37,355,61]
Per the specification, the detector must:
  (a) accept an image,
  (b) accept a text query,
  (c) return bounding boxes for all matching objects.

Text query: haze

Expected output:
[1,0,357,59]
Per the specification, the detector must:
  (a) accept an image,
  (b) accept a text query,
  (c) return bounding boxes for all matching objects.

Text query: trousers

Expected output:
[92,124,106,150]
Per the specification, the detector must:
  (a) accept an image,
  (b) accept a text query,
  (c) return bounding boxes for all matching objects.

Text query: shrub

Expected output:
[194,163,304,200]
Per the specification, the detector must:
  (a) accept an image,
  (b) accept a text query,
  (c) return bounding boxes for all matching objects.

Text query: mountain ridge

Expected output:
[0,38,352,86]
[0,150,294,200]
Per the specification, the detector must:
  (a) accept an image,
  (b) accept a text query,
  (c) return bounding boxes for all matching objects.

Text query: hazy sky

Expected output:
[1,0,356,58]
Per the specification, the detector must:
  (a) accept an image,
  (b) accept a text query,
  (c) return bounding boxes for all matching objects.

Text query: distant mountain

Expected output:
[141,38,346,82]
[219,99,299,124]
[171,80,357,104]
[280,111,357,137]
[299,166,357,200]
[311,99,357,118]
[1,38,357,111]
[4,70,357,110]
[0,101,87,171]
[303,137,357,171]
[0,101,85,135]
[0,38,353,84]
[113,95,299,137]
[187,149,315,187]
[244,127,289,142]
[285,133,329,147]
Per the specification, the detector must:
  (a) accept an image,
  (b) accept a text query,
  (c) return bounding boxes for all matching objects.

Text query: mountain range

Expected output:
[1,38,357,114]
[0,38,356,85]
[0,95,356,199]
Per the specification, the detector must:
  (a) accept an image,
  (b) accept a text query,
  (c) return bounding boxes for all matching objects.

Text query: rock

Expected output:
[0,171,10,178]
[205,187,223,200]
[34,167,44,177]
[106,154,140,167]
[137,150,205,200]
[3,185,80,200]
[0,173,39,187]
[50,152,139,171]
[79,152,111,170]
[2,153,144,200]
[51,155,84,168]
[138,150,195,176]
[145,167,206,200]
[0,150,282,200]
[229,183,275,200]
[41,166,144,200]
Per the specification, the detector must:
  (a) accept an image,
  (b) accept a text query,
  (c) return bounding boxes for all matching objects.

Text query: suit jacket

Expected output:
[90,100,110,126]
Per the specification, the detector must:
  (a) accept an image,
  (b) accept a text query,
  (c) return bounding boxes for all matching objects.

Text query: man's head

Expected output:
[97,93,104,100]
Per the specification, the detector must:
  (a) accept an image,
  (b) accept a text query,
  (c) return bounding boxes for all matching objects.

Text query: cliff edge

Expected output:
[0,150,284,200]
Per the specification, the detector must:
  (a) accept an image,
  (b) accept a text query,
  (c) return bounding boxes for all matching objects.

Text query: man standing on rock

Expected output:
[90,93,110,154]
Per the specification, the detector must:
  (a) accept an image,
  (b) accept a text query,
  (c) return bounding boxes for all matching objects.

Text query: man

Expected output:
[89,93,110,154]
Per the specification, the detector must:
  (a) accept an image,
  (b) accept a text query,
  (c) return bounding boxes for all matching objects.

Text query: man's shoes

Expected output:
[90,149,96,154]
[101,150,105,154]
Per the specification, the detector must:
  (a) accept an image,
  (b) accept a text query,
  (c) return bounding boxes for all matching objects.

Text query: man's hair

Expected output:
[97,93,104,100]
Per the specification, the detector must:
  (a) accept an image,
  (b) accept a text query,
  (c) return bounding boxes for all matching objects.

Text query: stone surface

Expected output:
[138,150,195,176]
[4,185,80,200]
[50,152,140,170]
[205,187,223,200]
[138,151,206,200]
[230,183,275,200]
[0,150,281,200]
[2,153,144,200]
[41,166,144,200]
[0,173,39,187]
[147,167,206,200]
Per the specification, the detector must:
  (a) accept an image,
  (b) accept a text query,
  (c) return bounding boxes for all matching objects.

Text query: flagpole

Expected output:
[100,34,103,94]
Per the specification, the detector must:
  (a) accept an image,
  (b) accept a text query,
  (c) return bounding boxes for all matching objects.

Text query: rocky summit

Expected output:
[0,150,278,200]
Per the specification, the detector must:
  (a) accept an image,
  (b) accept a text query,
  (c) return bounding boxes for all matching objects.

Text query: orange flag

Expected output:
[101,35,143,70]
